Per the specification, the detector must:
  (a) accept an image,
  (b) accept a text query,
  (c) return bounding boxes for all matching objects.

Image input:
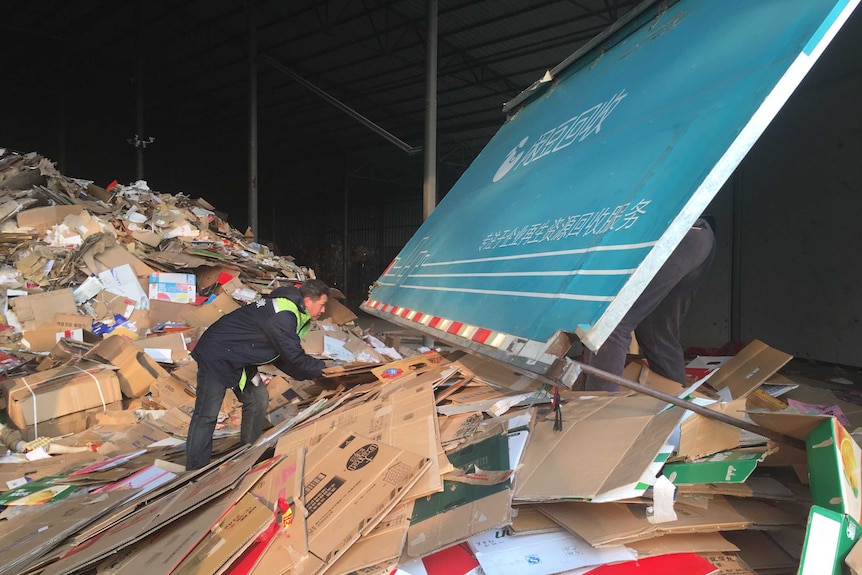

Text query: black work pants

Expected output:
[185,363,269,470]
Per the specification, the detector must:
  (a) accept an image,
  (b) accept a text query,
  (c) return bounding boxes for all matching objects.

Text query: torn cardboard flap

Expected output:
[706,340,793,401]
[86,335,169,398]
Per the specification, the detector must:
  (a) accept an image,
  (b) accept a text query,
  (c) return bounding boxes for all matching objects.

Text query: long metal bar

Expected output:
[261,54,422,155]
[575,361,807,451]
[247,0,259,241]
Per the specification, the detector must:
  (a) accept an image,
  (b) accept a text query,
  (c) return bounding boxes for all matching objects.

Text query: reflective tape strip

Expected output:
[363,299,548,360]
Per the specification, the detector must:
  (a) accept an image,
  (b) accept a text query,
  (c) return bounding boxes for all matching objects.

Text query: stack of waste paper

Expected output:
[1,149,862,575]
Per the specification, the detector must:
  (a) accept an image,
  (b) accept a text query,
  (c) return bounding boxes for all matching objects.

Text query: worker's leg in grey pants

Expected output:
[234,380,268,445]
[584,222,715,391]
[186,363,228,470]
[635,231,714,383]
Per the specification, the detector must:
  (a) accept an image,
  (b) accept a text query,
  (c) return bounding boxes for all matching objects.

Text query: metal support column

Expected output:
[135,0,145,181]
[421,0,439,348]
[247,0,259,241]
[343,158,350,296]
[423,0,438,220]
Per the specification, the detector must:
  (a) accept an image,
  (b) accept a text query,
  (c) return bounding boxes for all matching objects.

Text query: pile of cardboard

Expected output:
[4,338,862,574]
[0,148,390,439]
[3,149,862,574]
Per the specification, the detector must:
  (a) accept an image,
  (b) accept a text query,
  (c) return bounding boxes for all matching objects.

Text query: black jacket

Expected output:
[191,286,324,387]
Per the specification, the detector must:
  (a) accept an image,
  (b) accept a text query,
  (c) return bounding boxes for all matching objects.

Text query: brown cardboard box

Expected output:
[194,265,239,291]
[148,299,196,327]
[18,401,123,441]
[87,335,169,398]
[265,375,294,412]
[23,314,98,353]
[94,244,154,277]
[3,365,122,431]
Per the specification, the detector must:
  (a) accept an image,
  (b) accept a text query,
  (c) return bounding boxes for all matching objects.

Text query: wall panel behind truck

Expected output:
[736,9,862,366]
[679,6,862,364]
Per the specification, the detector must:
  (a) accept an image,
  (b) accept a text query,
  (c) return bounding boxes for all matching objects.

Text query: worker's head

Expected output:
[300,279,330,319]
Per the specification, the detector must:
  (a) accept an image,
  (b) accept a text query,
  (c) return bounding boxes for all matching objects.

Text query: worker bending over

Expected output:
[186,279,329,470]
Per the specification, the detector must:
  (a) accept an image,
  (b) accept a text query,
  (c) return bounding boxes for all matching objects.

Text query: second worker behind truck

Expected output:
[582,218,716,392]
[185,278,330,470]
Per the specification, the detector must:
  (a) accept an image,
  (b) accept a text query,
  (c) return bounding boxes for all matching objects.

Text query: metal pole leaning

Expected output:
[574,361,806,451]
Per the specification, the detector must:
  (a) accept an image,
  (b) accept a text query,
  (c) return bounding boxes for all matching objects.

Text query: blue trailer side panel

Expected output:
[362,0,858,364]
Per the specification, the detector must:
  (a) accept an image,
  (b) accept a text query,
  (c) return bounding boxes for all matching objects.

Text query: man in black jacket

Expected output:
[185,279,329,470]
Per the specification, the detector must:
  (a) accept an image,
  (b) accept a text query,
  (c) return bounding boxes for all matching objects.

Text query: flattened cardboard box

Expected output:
[299,430,431,571]
[325,502,414,575]
[172,492,273,575]
[514,394,685,502]
[663,448,770,485]
[3,366,122,431]
[406,433,513,559]
[537,495,801,548]
[131,331,189,364]
[0,489,133,575]
[275,369,448,499]
[42,445,270,575]
[250,451,324,575]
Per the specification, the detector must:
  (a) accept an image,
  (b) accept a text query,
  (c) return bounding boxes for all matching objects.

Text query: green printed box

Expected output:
[662,448,767,485]
[798,505,861,575]
[808,417,862,522]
